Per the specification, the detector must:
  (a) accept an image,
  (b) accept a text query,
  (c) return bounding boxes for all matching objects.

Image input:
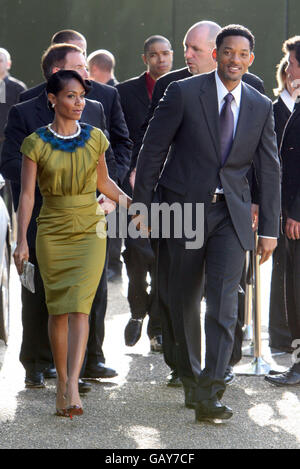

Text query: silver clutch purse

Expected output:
[20,261,35,293]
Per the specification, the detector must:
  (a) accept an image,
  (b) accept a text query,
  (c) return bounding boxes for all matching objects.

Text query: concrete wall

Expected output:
[0,0,297,97]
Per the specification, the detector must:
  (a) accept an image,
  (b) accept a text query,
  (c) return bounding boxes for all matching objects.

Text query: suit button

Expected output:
[289,147,294,150]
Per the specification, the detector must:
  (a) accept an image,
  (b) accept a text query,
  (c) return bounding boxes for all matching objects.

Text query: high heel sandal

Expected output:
[55,408,70,418]
[67,405,83,419]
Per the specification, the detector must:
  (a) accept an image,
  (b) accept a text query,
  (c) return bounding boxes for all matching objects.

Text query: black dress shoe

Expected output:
[195,398,233,422]
[83,362,118,379]
[166,370,182,387]
[124,318,143,346]
[78,379,92,394]
[184,386,197,409]
[25,371,45,388]
[265,368,300,386]
[224,366,235,386]
[43,366,57,379]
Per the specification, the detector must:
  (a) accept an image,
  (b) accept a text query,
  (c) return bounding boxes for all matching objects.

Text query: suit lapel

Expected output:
[198,72,220,160]
[133,73,150,107]
[282,103,300,142]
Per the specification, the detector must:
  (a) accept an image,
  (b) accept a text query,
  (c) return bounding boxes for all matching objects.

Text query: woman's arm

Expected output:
[97,153,131,209]
[13,155,37,274]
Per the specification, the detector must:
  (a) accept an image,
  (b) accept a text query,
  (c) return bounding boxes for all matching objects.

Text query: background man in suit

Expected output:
[266,36,300,387]
[132,25,280,421]
[87,48,123,282]
[0,47,27,220]
[88,49,118,86]
[268,57,293,354]
[0,47,27,154]
[0,43,117,390]
[116,35,173,352]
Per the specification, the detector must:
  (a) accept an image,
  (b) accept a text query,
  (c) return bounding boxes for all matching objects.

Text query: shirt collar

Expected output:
[280,88,295,113]
[215,70,242,110]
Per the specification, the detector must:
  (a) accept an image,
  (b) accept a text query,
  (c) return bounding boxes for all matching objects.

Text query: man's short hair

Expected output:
[51,29,86,45]
[41,43,83,80]
[143,35,172,55]
[216,24,255,51]
[283,36,300,66]
[87,49,115,73]
[273,56,288,96]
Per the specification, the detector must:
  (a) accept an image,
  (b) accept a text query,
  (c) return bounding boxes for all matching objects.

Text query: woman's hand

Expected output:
[13,240,29,275]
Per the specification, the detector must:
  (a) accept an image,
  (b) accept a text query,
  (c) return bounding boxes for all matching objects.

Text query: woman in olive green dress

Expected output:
[14,70,131,418]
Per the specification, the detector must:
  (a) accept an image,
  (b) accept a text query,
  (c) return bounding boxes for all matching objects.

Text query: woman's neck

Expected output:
[50,117,78,136]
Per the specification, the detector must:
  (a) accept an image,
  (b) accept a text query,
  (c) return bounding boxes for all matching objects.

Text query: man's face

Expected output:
[143,41,173,80]
[286,51,300,84]
[0,52,10,79]
[214,35,254,89]
[183,27,216,75]
[53,51,89,79]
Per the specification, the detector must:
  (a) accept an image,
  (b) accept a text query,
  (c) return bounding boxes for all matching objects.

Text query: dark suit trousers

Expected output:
[165,201,245,399]
[19,248,52,373]
[285,237,300,342]
[268,232,292,349]
[122,237,162,338]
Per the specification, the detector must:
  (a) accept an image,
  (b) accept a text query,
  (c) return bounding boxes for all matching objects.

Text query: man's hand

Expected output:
[131,214,151,236]
[285,217,300,240]
[257,237,277,265]
[251,204,259,231]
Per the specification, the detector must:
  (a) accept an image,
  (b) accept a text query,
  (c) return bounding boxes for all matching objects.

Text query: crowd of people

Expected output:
[0,19,300,422]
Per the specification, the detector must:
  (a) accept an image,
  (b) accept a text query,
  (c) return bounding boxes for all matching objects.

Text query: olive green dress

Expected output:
[20,124,109,315]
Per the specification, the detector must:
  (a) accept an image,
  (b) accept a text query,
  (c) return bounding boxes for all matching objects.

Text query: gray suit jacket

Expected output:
[133,71,281,250]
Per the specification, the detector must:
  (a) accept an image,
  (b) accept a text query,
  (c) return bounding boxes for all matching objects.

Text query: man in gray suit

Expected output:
[132,25,281,421]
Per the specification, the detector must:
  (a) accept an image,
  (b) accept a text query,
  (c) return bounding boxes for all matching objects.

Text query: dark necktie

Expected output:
[220,93,234,165]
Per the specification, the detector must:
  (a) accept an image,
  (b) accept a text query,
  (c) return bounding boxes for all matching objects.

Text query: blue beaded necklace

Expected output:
[36,123,93,152]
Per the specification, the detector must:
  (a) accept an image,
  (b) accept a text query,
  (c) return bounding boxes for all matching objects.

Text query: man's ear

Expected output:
[51,66,60,75]
[141,54,147,67]
[212,48,217,63]
[249,52,255,67]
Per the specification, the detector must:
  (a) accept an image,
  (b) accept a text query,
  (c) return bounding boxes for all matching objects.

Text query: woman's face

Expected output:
[48,78,86,121]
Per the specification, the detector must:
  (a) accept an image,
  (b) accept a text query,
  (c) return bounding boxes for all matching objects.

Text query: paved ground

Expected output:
[0,261,300,450]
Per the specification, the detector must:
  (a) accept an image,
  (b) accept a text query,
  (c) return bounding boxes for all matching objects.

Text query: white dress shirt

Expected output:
[280,88,295,113]
[215,69,242,137]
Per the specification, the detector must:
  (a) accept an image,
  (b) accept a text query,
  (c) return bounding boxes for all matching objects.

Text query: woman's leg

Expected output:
[67,313,90,408]
[48,314,69,411]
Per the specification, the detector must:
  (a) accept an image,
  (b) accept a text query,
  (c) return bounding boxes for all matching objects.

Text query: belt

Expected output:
[43,193,97,209]
[211,193,226,204]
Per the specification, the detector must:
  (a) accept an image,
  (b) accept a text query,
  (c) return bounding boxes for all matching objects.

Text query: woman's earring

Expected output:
[52,103,55,108]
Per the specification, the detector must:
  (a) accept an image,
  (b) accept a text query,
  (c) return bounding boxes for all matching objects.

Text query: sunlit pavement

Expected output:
[0,258,299,449]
